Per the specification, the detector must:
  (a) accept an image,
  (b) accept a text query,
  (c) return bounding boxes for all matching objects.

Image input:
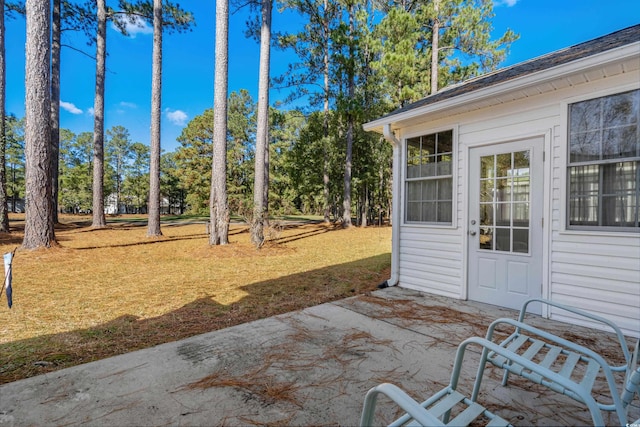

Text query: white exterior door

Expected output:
[468,138,544,313]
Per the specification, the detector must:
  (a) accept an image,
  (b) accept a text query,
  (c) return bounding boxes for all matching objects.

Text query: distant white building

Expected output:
[104,193,127,215]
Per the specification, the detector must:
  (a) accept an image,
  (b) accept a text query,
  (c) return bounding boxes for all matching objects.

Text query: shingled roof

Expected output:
[379,24,640,120]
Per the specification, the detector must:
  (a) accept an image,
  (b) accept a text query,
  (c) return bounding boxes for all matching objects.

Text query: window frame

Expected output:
[403,127,457,226]
[565,88,640,233]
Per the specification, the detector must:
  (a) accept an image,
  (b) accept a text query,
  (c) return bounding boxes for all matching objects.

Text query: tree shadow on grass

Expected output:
[0,254,391,384]
[55,221,341,250]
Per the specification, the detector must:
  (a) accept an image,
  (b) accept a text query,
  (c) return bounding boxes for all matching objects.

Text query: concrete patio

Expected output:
[0,287,637,426]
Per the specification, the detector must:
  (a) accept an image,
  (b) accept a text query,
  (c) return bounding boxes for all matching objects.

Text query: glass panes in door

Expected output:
[479,150,531,253]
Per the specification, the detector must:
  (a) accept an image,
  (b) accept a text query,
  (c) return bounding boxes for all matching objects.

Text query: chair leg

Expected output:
[471,347,490,401]
[501,369,510,386]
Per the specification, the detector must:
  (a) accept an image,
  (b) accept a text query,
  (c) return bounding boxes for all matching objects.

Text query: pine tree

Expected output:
[91,0,107,227]
[23,0,55,249]
[147,0,162,236]
[210,0,230,245]
[250,0,272,248]
[0,0,9,232]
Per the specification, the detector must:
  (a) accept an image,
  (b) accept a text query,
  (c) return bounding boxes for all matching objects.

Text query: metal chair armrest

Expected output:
[519,298,631,369]
[360,382,446,427]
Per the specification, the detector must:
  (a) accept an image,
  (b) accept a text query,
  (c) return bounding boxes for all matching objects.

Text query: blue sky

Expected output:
[4,0,640,153]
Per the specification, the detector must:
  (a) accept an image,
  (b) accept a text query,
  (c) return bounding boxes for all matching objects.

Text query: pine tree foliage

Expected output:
[5,0,518,235]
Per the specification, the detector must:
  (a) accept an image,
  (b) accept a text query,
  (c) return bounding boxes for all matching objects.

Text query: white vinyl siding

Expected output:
[398,226,463,298]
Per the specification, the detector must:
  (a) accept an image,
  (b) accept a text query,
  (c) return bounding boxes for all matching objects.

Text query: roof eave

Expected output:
[363,42,640,135]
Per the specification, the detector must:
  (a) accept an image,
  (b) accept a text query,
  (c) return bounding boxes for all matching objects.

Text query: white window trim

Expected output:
[559,82,640,235]
[401,125,459,229]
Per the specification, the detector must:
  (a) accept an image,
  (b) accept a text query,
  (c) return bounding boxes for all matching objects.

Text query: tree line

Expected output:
[4,91,393,220]
[1,0,517,249]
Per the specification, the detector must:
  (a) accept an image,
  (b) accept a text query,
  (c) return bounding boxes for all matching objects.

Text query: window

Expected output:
[567,89,640,231]
[405,130,453,224]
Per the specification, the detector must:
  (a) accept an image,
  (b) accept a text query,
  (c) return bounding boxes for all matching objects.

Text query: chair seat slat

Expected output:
[427,390,465,419]
[505,334,529,353]
[492,335,530,367]
[558,351,581,379]
[526,344,563,383]
[539,345,563,369]
[521,339,546,361]
[579,359,601,391]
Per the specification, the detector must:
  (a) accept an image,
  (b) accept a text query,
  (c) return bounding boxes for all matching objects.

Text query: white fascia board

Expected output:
[363,42,640,134]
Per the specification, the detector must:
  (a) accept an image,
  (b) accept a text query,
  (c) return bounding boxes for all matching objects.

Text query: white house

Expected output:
[364,25,640,337]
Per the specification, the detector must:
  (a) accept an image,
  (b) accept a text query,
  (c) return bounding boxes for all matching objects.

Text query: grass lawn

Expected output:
[0,214,391,384]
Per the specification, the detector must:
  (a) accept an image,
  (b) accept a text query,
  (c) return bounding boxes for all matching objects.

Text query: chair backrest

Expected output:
[518,298,632,372]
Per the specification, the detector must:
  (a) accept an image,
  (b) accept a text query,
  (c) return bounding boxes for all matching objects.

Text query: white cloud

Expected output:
[165,109,188,126]
[120,101,137,109]
[86,107,94,116]
[494,0,519,6]
[60,101,82,115]
[114,16,153,38]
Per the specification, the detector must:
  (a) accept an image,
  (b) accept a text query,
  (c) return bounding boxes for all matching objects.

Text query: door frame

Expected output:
[462,130,552,317]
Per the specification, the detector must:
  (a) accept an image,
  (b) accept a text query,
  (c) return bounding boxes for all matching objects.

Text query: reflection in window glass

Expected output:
[480,204,493,226]
[513,229,529,253]
[568,89,639,230]
[481,156,493,178]
[478,150,531,254]
[513,151,530,170]
[513,203,529,227]
[496,153,511,177]
[513,176,530,201]
[495,228,511,252]
[480,179,493,203]
[405,130,454,224]
[422,202,436,221]
[480,227,493,250]
[423,180,436,200]
[495,178,509,202]
[438,202,452,223]
[496,203,510,226]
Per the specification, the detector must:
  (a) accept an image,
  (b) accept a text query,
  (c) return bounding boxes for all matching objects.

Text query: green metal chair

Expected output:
[359,336,604,426]
[479,299,640,426]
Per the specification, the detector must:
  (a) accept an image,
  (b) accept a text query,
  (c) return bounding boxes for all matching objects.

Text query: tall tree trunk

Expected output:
[0,0,9,232]
[342,2,355,228]
[23,0,55,249]
[91,0,106,228]
[210,0,229,245]
[147,0,162,237]
[250,0,272,248]
[430,0,439,95]
[360,185,368,227]
[263,134,269,225]
[322,0,330,223]
[50,0,60,223]
[343,119,353,227]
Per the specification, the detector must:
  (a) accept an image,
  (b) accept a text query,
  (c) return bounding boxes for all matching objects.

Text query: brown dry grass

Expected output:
[0,214,391,384]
